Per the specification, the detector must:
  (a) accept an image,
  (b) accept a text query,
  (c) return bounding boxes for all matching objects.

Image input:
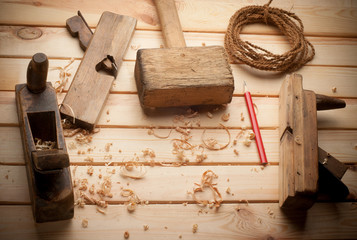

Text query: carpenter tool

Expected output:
[66,11,93,51]
[135,0,234,109]
[243,81,268,165]
[60,11,137,130]
[15,53,74,222]
[279,73,349,210]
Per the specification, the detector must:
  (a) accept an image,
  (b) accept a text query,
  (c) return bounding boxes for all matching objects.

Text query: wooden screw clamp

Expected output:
[279,73,349,210]
[15,53,74,222]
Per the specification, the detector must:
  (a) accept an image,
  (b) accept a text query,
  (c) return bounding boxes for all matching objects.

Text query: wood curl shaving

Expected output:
[201,124,231,151]
[191,170,222,208]
[121,189,141,212]
[120,160,147,179]
[34,138,56,150]
[51,58,74,93]
[147,127,172,139]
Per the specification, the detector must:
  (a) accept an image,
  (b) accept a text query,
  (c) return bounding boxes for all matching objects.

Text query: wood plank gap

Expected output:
[68,162,279,167]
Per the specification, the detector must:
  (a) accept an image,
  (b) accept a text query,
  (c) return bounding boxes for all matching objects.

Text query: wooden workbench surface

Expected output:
[0,0,356,239]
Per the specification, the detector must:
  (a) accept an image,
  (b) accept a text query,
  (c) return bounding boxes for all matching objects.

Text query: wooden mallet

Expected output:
[135,0,234,108]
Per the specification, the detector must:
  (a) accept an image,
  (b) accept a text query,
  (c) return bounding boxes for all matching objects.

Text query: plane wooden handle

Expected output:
[154,0,186,48]
[27,53,48,93]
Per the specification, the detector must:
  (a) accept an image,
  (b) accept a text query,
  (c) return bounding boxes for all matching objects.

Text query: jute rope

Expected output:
[224,0,315,72]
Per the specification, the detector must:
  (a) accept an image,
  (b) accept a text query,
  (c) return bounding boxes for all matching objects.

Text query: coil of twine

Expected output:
[224,0,315,73]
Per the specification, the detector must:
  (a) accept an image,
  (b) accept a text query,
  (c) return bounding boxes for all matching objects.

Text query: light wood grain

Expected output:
[2,58,357,98]
[1,127,356,165]
[0,0,356,37]
[1,27,357,67]
[0,203,356,240]
[1,92,356,129]
[154,0,186,48]
[1,0,356,237]
[1,165,356,204]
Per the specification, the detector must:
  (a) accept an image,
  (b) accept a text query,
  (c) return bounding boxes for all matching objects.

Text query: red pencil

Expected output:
[243,81,268,165]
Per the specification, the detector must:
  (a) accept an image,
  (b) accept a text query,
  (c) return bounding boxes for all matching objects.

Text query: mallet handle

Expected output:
[154,0,186,48]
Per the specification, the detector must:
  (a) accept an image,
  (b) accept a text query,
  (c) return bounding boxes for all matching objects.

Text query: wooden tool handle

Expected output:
[27,53,48,93]
[154,0,186,48]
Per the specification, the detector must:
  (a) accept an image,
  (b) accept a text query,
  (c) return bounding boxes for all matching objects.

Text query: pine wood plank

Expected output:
[1,127,356,165]
[1,92,356,129]
[0,203,356,239]
[0,0,356,37]
[1,165,356,204]
[2,58,357,98]
[1,27,357,67]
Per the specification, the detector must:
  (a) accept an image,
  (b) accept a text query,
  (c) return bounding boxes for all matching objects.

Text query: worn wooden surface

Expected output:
[135,0,234,108]
[0,0,357,239]
[60,11,137,130]
[279,74,319,209]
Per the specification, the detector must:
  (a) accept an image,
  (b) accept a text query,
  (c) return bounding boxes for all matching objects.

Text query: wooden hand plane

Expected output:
[61,11,137,130]
[15,53,74,222]
[279,73,349,210]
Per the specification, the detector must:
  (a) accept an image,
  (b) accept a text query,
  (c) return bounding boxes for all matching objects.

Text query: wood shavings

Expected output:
[221,113,230,122]
[226,187,231,194]
[89,184,95,195]
[60,103,76,124]
[142,148,156,159]
[147,127,172,139]
[201,124,231,151]
[143,225,149,231]
[240,112,245,121]
[253,103,259,116]
[175,126,190,136]
[206,112,213,118]
[233,149,239,156]
[63,128,81,137]
[191,170,223,208]
[34,138,56,150]
[332,86,337,93]
[74,198,85,208]
[78,179,88,191]
[87,166,94,176]
[105,143,113,152]
[196,153,207,163]
[96,176,113,198]
[96,207,106,214]
[248,131,255,140]
[121,189,141,212]
[81,218,88,228]
[124,231,130,239]
[192,224,198,233]
[51,58,74,93]
[84,156,94,162]
[172,139,194,151]
[243,138,252,147]
[120,161,147,179]
[75,132,93,145]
